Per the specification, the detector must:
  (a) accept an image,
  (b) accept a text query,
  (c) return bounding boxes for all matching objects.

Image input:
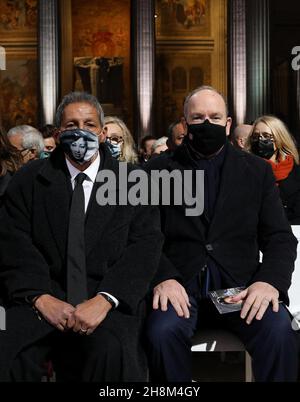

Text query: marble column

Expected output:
[229,0,247,125]
[59,0,73,98]
[245,0,270,123]
[39,0,59,125]
[132,0,156,142]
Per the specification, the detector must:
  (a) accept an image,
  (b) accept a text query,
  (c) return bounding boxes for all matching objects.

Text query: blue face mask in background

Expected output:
[106,139,121,159]
[40,151,51,159]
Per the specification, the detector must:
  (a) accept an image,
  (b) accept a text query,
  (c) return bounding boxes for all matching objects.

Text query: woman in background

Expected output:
[104,116,138,164]
[248,115,300,224]
[0,127,23,206]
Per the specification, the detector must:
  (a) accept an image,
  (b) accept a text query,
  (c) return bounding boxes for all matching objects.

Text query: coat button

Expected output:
[205,244,213,252]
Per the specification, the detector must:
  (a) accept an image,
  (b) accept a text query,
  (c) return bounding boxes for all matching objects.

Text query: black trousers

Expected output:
[10,326,122,382]
[146,294,299,382]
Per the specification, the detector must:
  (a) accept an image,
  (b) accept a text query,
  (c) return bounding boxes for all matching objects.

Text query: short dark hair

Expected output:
[39,124,57,139]
[167,119,182,142]
[55,92,104,128]
[140,135,156,151]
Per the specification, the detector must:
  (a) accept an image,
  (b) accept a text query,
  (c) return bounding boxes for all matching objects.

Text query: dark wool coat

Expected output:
[277,164,300,225]
[145,142,297,304]
[0,171,12,208]
[0,144,163,381]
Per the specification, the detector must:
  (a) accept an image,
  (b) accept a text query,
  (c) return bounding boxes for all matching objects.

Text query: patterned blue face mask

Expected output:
[40,151,51,159]
[105,139,121,159]
[60,129,99,165]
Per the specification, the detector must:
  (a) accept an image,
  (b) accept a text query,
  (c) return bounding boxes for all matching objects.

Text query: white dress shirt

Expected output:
[65,152,119,308]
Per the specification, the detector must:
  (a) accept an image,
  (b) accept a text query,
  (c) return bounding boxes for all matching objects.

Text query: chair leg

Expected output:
[245,351,253,382]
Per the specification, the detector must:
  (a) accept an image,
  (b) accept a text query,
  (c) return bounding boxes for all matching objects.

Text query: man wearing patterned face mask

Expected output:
[60,129,99,164]
[145,86,298,383]
[0,92,163,382]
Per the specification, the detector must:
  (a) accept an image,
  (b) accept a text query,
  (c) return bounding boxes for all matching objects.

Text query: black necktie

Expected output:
[67,172,88,305]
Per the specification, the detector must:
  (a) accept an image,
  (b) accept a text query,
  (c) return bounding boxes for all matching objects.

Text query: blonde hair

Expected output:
[104,116,138,164]
[248,115,299,164]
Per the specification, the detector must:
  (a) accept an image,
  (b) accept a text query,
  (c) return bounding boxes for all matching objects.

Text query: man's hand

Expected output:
[70,294,112,335]
[34,294,76,331]
[153,279,191,318]
[230,281,280,324]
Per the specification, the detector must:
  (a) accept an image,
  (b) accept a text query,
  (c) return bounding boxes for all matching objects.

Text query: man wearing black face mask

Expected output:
[144,86,298,382]
[0,92,163,382]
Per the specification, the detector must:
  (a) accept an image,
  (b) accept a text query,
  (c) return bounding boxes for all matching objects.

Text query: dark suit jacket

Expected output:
[145,142,297,304]
[0,144,163,381]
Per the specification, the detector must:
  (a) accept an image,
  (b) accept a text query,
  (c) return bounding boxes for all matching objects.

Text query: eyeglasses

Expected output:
[251,133,275,142]
[19,148,32,156]
[106,136,123,145]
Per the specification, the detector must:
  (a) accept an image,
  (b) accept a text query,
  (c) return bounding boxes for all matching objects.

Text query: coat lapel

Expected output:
[208,145,248,237]
[85,145,118,256]
[37,147,72,260]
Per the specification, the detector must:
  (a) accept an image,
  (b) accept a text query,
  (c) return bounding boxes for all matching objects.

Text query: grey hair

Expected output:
[152,136,168,152]
[7,125,44,156]
[183,85,229,118]
[55,92,104,128]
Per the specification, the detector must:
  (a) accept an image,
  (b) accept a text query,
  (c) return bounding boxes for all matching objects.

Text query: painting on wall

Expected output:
[156,0,210,38]
[72,0,131,121]
[0,56,38,131]
[156,52,211,136]
[74,56,124,111]
[0,0,37,38]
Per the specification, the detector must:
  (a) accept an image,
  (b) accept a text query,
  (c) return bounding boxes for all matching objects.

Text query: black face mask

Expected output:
[187,119,227,156]
[251,139,275,160]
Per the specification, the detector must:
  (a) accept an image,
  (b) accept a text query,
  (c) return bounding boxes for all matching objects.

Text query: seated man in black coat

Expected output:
[145,85,299,382]
[0,91,163,382]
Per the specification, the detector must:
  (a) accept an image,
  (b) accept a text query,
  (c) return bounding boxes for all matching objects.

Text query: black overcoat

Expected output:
[277,164,300,225]
[0,144,163,381]
[145,142,297,304]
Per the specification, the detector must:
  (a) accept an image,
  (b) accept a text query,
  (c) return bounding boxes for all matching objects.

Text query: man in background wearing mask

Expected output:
[0,92,163,381]
[145,86,298,382]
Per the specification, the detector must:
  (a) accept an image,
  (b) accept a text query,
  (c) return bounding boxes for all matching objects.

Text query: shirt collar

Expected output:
[65,152,100,183]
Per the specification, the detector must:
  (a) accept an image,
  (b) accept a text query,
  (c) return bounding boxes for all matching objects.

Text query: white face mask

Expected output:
[60,129,99,165]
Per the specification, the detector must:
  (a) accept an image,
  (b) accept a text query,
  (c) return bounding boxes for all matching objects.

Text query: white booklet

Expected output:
[208,287,245,314]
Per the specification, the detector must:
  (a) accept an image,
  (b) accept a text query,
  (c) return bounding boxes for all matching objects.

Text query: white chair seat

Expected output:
[191,329,245,352]
[191,328,252,381]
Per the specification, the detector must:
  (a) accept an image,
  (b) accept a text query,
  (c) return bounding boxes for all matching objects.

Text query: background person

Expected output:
[104,116,138,164]
[7,125,44,165]
[39,124,57,158]
[231,124,252,150]
[138,135,156,164]
[151,136,168,156]
[166,120,187,152]
[248,115,300,224]
[0,127,22,206]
